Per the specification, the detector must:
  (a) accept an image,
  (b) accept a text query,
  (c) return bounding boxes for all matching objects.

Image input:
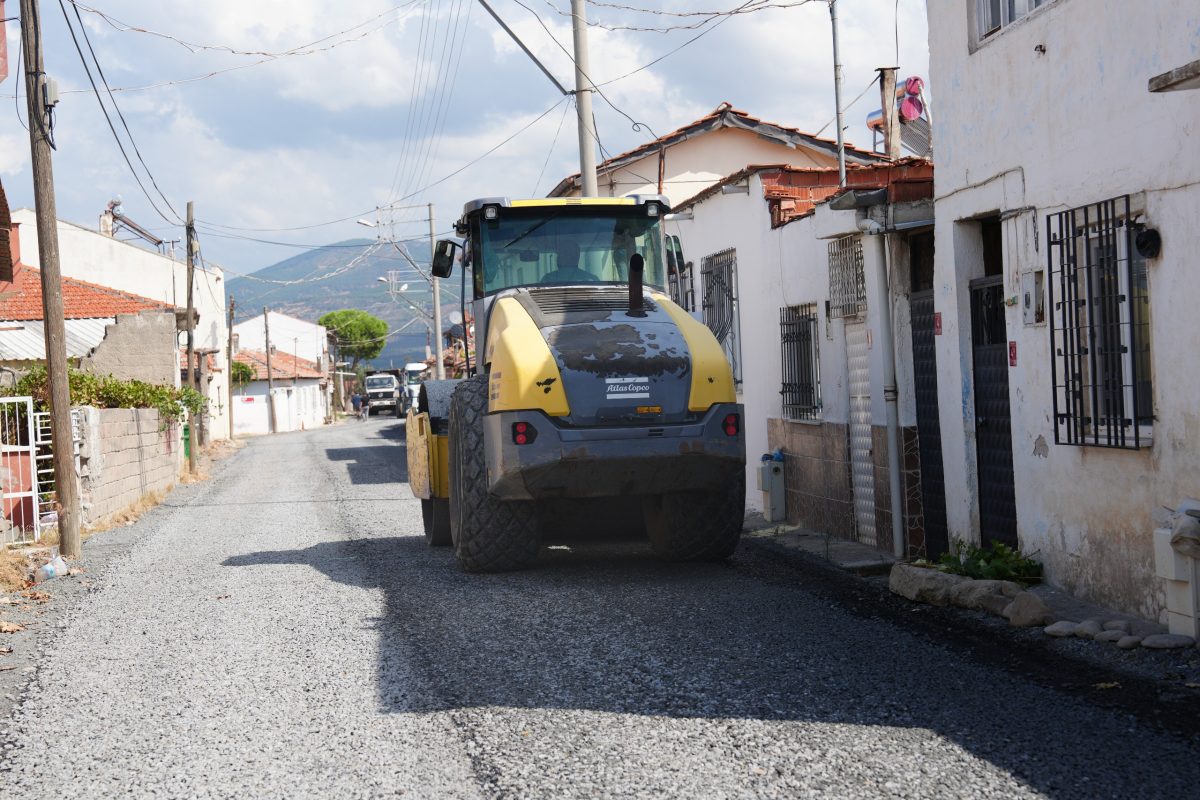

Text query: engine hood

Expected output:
[514,287,693,425]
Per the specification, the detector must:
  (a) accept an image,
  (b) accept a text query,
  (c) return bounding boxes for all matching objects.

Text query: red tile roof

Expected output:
[234,348,323,381]
[0,264,174,321]
[549,102,886,197]
[674,158,934,226]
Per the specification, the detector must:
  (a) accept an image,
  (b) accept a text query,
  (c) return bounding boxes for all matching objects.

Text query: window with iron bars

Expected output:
[1047,194,1153,449]
[701,248,741,384]
[780,304,821,420]
[828,235,866,319]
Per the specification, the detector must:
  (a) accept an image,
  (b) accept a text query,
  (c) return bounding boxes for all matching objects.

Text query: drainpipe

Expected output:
[861,208,906,559]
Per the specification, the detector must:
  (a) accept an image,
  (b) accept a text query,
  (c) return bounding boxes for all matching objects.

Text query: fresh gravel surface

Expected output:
[3,418,1199,798]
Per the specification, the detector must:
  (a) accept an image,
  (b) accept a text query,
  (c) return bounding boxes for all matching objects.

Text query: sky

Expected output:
[0,0,930,278]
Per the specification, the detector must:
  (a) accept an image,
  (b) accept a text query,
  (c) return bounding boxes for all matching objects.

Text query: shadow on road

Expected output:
[222,534,1199,798]
[325,421,409,484]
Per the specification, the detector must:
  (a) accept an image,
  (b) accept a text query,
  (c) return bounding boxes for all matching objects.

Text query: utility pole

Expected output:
[226,295,235,439]
[828,0,847,187]
[878,66,901,159]
[263,307,276,434]
[428,203,445,379]
[570,0,599,197]
[185,201,197,473]
[20,0,81,557]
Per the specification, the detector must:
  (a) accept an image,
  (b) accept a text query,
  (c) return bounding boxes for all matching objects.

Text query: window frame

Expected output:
[1047,194,1153,449]
[780,303,822,421]
[700,247,742,386]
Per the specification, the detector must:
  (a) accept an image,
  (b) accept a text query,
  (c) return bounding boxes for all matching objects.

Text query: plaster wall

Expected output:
[12,210,231,441]
[233,380,325,436]
[575,128,842,206]
[233,312,329,369]
[672,175,920,519]
[927,0,1200,618]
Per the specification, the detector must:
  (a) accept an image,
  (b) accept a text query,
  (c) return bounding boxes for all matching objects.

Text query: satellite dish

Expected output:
[448,310,463,325]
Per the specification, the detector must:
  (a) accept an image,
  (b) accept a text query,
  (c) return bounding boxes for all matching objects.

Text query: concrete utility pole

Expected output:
[226,295,235,439]
[570,0,599,197]
[185,201,197,473]
[878,67,901,159]
[263,308,276,433]
[428,203,445,379]
[828,0,847,187]
[20,0,81,557]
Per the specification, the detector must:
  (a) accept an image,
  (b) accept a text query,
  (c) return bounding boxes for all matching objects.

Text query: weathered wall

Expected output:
[13,210,230,440]
[927,0,1200,618]
[79,311,179,386]
[233,380,326,436]
[77,407,182,524]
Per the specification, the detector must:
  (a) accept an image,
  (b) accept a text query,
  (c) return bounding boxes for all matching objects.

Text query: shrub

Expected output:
[935,540,1043,584]
[5,365,206,425]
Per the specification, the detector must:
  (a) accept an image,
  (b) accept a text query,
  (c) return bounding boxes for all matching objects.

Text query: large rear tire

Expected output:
[421,498,452,547]
[448,375,540,572]
[644,476,745,562]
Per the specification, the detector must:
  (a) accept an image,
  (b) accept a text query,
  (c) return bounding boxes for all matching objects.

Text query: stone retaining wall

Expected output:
[77,407,182,524]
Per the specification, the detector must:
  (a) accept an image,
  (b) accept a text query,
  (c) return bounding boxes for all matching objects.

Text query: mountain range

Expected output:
[226,238,461,368]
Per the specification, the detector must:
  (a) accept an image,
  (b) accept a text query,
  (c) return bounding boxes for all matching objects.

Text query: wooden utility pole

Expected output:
[263,307,276,434]
[19,0,80,557]
[185,201,197,473]
[878,67,901,159]
[226,295,235,439]
[569,0,599,196]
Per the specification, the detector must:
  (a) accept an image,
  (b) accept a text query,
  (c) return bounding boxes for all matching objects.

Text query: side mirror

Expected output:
[432,239,458,278]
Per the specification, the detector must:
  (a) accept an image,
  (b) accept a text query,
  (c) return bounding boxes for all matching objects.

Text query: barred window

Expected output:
[701,248,741,384]
[780,304,821,420]
[1048,194,1153,449]
[828,235,866,319]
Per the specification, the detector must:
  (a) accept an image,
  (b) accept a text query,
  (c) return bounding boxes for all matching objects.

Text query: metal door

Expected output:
[1,397,40,544]
[846,320,877,546]
[909,290,948,557]
[970,277,1018,548]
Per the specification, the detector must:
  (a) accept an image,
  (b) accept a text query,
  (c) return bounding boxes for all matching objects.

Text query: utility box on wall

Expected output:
[757,459,786,523]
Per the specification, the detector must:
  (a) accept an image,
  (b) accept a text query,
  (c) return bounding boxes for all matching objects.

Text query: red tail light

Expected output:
[723,413,740,437]
[512,421,537,445]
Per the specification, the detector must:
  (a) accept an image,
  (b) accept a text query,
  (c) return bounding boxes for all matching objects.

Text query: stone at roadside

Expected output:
[1043,620,1078,637]
[889,564,968,606]
[1075,620,1104,639]
[1116,636,1142,650]
[1003,591,1053,627]
[1141,633,1196,650]
[1103,620,1132,633]
[948,579,1025,611]
[978,593,1012,617]
[1094,630,1126,643]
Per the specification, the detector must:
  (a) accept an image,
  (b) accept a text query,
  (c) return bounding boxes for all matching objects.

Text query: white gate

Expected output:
[846,320,877,546]
[33,409,83,529]
[0,396,40,544]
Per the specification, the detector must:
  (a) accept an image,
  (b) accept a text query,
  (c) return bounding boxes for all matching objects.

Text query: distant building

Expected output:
[231,348,326,436]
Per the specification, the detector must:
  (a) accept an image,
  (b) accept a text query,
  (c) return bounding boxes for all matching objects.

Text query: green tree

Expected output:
[320,309,388,369]
[231,360,256,393]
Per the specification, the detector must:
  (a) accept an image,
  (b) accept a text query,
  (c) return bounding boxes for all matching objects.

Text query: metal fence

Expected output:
[0,397,41,544]
[1047,194,1153,449]
[828,235,866,319]
[780,304,821,420]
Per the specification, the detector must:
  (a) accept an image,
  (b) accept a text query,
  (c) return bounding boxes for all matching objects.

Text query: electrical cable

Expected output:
[532,99,572,195]
[70,1,182,222]
[57,0,178,225]
[814,74,879,137]
[13,25,27,131]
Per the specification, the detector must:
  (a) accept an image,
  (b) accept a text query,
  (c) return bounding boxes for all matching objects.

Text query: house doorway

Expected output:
[970,273,1018,548]
[908,232,948,557]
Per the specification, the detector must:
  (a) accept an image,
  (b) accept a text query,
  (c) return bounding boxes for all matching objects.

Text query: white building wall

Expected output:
[570,127,843,207]
[232,379,325,436]
[927,0,1200,618]
[233,312,329,369]
[13,210,231,441]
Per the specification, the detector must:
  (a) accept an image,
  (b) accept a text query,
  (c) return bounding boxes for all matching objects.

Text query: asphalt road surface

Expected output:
[2,418,1198,798]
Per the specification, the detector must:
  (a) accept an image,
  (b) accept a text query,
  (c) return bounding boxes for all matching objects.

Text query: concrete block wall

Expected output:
[77,407,182,524]
[80,311,180,387]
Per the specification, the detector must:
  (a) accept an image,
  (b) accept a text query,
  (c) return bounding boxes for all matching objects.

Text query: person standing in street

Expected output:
[350,392,362,419]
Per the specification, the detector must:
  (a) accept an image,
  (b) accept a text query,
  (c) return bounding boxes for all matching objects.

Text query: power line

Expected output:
[533,99,573,195]
[56,0,179,225]
[68,0,182,222]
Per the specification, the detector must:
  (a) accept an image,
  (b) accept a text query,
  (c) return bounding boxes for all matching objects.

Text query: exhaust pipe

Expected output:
[628,253,645,316]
